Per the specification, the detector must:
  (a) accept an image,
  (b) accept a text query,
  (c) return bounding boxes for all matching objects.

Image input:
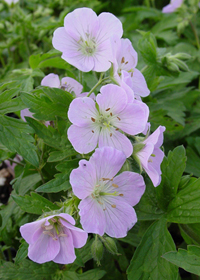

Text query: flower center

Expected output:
[42,217,67,240]
[79,33,96,56]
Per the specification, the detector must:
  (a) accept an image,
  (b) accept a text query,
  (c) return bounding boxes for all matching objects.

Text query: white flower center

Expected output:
[42,218,67,240]
[79,33,96,56]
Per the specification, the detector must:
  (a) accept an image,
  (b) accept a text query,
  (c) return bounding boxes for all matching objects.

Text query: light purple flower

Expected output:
[137,126,166,187]
[4,0,19,4]
[67,84,149,157]
[162,0,183,13]
[41,73,84,97]
[112,37,150,98]
[52,7,123,72]
[70,146,145,238]
[20,213,88,264]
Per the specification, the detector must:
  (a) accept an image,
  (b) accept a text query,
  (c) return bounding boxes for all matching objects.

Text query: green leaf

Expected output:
[21,87,73,121]
[0,88,20,103]
[163,245,200,276]
[36,172,71,193]
[134,180,164,221]
[167,178,200,223]
[127,218,179,280]
[0,259,58,280]
[0,115,39,167]
[185,146,200,177]
[138,31,157,65]
[0,97,27,114]
[14,240,28,265]
[12,192,59,215]
[179,224,200,246]
[156,146,186,210]
[48,149,76,162]
[77,269,106,280]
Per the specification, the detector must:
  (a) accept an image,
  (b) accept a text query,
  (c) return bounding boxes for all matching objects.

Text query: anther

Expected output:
[117,117,121,121]
[112,183,118,188]
[92,130,94,133]
[103,208,106,211]
[98,201,103,205]
[119,194,124,196]
[111,204,116,208]
[110,112,113,116]
[121,57,125,64]
[115,128,119,131]
[131,72,133,77]
[91,194,95,199]
[105,108,110,111]
[110,133,112,137]
[148,158,153,163]
[125,61,128,64]
[91,117,96,122]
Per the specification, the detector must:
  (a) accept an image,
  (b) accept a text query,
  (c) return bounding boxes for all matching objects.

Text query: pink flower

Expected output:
[70,147,145,238]
[112,37,150,99]
[41,73,84,97]
[67,84,149,157]
[162,0,183,13]
[52,7,123,72]
[136,126,166,187]
[20,213,88,264]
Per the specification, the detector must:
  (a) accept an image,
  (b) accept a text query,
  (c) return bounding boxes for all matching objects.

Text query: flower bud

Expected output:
[172,58,189,71]
[103,237,119,255]
[167,62,180,72]
[91,237,104,266]
[173,53,191,60]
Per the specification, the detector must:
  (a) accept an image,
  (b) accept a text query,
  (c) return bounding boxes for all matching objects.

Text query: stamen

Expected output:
[110,112,113,116]
[98,200,103,205]
[112,183,118,188]
[111,204,116,208]
[121,57,125,64]
[103,208,106,211]
[110,133,112,137]
[91,194,95,199]
[92,130,94,133]
[44,225,53,230]
[105,108,110,111]
[119,194,124,196]
[117,117,121,121]
[91,117,96,122]
[148,158,153,163]
[125,61,128,64]
[115,128,119,131]
[131,72,133,77]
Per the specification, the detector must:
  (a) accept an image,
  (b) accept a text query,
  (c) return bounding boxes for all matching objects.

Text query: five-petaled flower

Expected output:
[162,0,183,13]
[20,213,88,264]
[52,7,123,72]
[70,146,146,238]
[67,84,149,158]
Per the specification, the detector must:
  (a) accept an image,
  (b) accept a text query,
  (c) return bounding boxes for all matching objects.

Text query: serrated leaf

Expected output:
[77,269,106,280]
[167,178,200,223]
[0,259,58,280]
[0,97,27,114]
[0,88,20,103]
[127,218,179,280]
[138,31,157,65]
[21,87,73,121]
[163,245,200,276]
[185,146,200,177]
[14,240,28,265]
[36,172,71,193]
[12,192,59,214]
[48,149,76,162]
[156,146,186,210]
[179,224,200,246]
[0,115,39,167]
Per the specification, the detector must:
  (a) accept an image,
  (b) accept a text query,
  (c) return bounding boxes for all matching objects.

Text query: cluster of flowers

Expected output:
[20,8,165,265]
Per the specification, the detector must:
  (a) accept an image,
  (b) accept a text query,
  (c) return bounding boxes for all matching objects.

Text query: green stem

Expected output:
[87,73,105,97]
[7,158,24,167]
[141,65,148,73]
[0,54,5,68]
[79,71,83,84]
[189,20,200,50]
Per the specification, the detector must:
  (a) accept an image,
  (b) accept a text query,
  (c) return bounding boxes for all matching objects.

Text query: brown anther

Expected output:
[98,201,103,205]
[110,133,112,137]
[111,204,116,208]
[121,57,125,64]
[105,108,110,111]
[91,117,96,122]
[112,183,118,188]
[110,112,113,116]
[91,194,95,199]
[119,193,124,197]
[131,72,133,77]
[103,208,107,211]
[92,130,94,133]
[148,159,153,163]
[117,117,121,121]
[115,128,119,131]
[102,177,111,181]
[125,61,128,64]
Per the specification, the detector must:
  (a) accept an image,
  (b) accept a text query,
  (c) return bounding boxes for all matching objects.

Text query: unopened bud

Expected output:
[174,53,191,60]
[103,237,119,255]
[91,237,104,266]
[167,62,180,72]
[172,58,189,71]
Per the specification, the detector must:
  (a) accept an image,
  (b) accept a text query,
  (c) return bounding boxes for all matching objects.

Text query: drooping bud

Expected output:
[91,236,104,266]
[102,237,119,255]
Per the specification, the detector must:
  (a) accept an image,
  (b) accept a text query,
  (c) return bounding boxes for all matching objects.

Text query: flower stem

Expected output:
[79,71,83,84]
[87,73,104,97]
[189,20,200,50]
[7,158,24,167]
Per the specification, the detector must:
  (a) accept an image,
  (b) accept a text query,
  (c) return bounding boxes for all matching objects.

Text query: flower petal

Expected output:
[53,229,76,264]
[68,97,97,126]
[90,146,126,180]
[28,233,60,264]
[103,196,137,238]
[111,171,146,206]
[61,77,83,96]
[68,124,100,154]
[98,127,133,158]
[41,73,60,88]
[131,68,150,97]
[20,219,44,244]
[144,126,166,148]
[70,159,97,199]
[79,196,106,236]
